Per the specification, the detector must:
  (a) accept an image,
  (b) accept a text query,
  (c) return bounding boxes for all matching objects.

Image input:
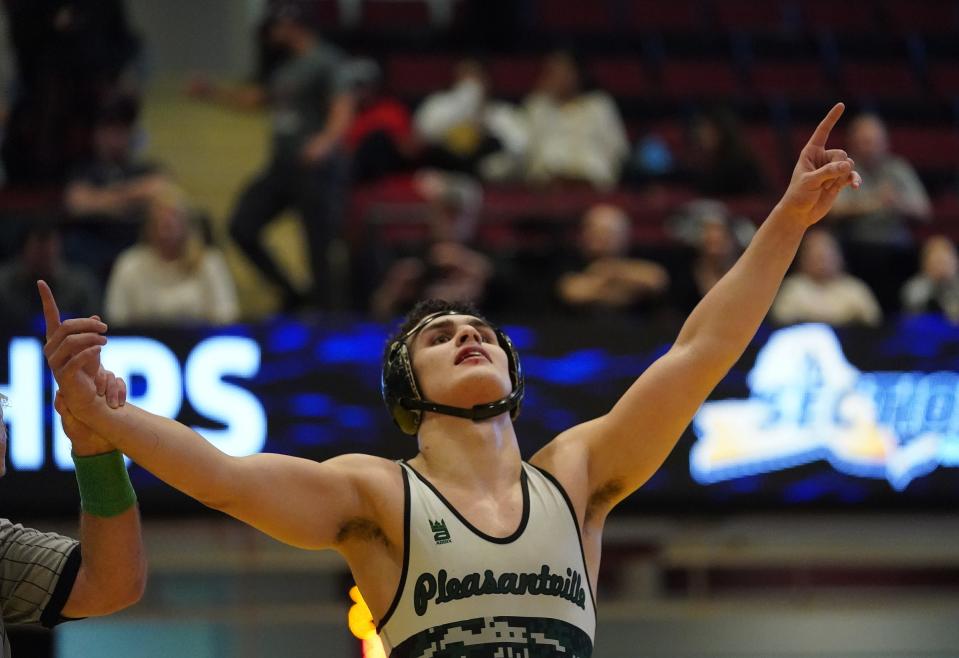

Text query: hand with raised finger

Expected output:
[55,391,115,456]
[38,280,108,418]
[779,102,863,227]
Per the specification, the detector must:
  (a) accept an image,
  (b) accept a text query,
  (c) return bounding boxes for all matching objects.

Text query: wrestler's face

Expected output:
[408,315,512,411]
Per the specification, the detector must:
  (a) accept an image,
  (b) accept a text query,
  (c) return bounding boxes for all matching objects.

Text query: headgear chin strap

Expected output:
[382,310,524,435]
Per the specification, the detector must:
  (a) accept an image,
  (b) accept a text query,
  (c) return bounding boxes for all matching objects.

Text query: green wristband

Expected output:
[72,450,137,517]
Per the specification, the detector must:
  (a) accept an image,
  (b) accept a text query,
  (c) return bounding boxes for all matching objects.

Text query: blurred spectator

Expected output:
[370,171,494,320]
[62,94,169,283]
[104,188,239,327]
[523,51,628,190]
[829,113,931,246]
[413,58,527,182]
[0,218,100,328]
[772,229,882,327]
[556,204,668,312]
[346,59,416,184]
[682,107,767,197]
[189,3,354,310]
[901,235,959,323]
[2,0,142,184]
[668,201,748,314]
[64,95,164,219]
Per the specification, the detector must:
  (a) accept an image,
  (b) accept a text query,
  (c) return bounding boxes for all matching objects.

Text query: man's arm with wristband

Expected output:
[56,391,146,618]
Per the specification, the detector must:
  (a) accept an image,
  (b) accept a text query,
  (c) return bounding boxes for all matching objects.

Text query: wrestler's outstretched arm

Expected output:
[537,103,862,519]
[39,281,388,552]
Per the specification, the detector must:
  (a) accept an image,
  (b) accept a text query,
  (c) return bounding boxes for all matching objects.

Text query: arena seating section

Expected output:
[2,0,958,288]
[324,0,959,257]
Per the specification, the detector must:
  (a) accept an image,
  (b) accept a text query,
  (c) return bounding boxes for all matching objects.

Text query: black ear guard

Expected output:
[381,311,524,435]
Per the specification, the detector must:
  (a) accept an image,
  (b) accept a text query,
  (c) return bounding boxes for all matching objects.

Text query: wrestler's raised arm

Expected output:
[536,103,862,520]
[39,281,393,552]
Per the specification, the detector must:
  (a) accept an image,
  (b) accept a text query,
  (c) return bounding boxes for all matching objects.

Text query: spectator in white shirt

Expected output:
[105,187,239,326]
[523,51,629,190]
[772,228,882,327]
[413,58,527,181]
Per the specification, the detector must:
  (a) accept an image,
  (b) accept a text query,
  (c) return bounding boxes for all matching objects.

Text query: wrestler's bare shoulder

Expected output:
[322,452,406,498]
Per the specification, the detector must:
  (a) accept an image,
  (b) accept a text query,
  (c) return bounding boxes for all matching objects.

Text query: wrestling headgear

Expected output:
[381,310,524,435]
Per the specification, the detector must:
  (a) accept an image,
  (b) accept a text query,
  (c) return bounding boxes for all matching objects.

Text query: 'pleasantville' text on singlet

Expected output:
[377,461,596,658]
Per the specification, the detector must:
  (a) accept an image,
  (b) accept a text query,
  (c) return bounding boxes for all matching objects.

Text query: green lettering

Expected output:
[482,570,499,594]
[461,573,480,597]
[413,573,437,616]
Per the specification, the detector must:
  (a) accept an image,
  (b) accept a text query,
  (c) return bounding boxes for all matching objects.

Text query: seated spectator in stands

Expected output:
[370,171,494,320]
[0,219,100,328]
[556,204,668,313]
[668,201,748,315]
[346,59,416,184]
[901,235,959,323]
[682,107,767,197]
[105,187,239,326]
[63,94,169,283]
[413,58,527,182]
[772,229,882,327]
[523,51,628,190]
[828,113,931,246]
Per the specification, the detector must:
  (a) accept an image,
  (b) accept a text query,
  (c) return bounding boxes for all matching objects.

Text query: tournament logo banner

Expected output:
[691,324,959,491]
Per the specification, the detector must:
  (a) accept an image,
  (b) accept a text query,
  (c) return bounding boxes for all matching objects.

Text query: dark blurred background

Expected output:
[1,1,959,656]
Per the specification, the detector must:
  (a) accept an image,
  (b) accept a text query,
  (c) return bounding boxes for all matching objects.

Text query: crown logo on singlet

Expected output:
[430,519,452,545]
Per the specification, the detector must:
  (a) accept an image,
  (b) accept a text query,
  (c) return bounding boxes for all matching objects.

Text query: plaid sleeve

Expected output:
[0,519,81,628]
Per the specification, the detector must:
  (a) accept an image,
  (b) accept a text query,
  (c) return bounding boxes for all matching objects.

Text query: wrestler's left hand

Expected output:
[778,102,862,227]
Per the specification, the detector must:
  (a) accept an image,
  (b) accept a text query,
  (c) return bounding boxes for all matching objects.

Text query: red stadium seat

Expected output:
[361,0,432,30]
[800,0,880,33]
[626,0,708,33]
[882,0,959,35]
[928,63,959,100]
[532,0,614,32]
[386,54,457,97]
[839,61,923,100]
[488,56,543,98]
[750,60,832,100]
[589,58,650,99]
[743,123,788,189]
[660,59,742,99]
[888,126,959,171]
[714,0,787,32]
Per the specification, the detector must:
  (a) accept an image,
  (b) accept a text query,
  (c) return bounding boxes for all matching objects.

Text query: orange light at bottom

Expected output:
[349,585,386,658]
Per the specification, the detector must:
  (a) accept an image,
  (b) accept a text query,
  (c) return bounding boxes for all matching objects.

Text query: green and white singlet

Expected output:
[377,461,596,658]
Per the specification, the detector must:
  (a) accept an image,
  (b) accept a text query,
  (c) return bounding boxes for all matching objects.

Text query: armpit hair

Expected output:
[586,479,624,523]
[335,517,390,547]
